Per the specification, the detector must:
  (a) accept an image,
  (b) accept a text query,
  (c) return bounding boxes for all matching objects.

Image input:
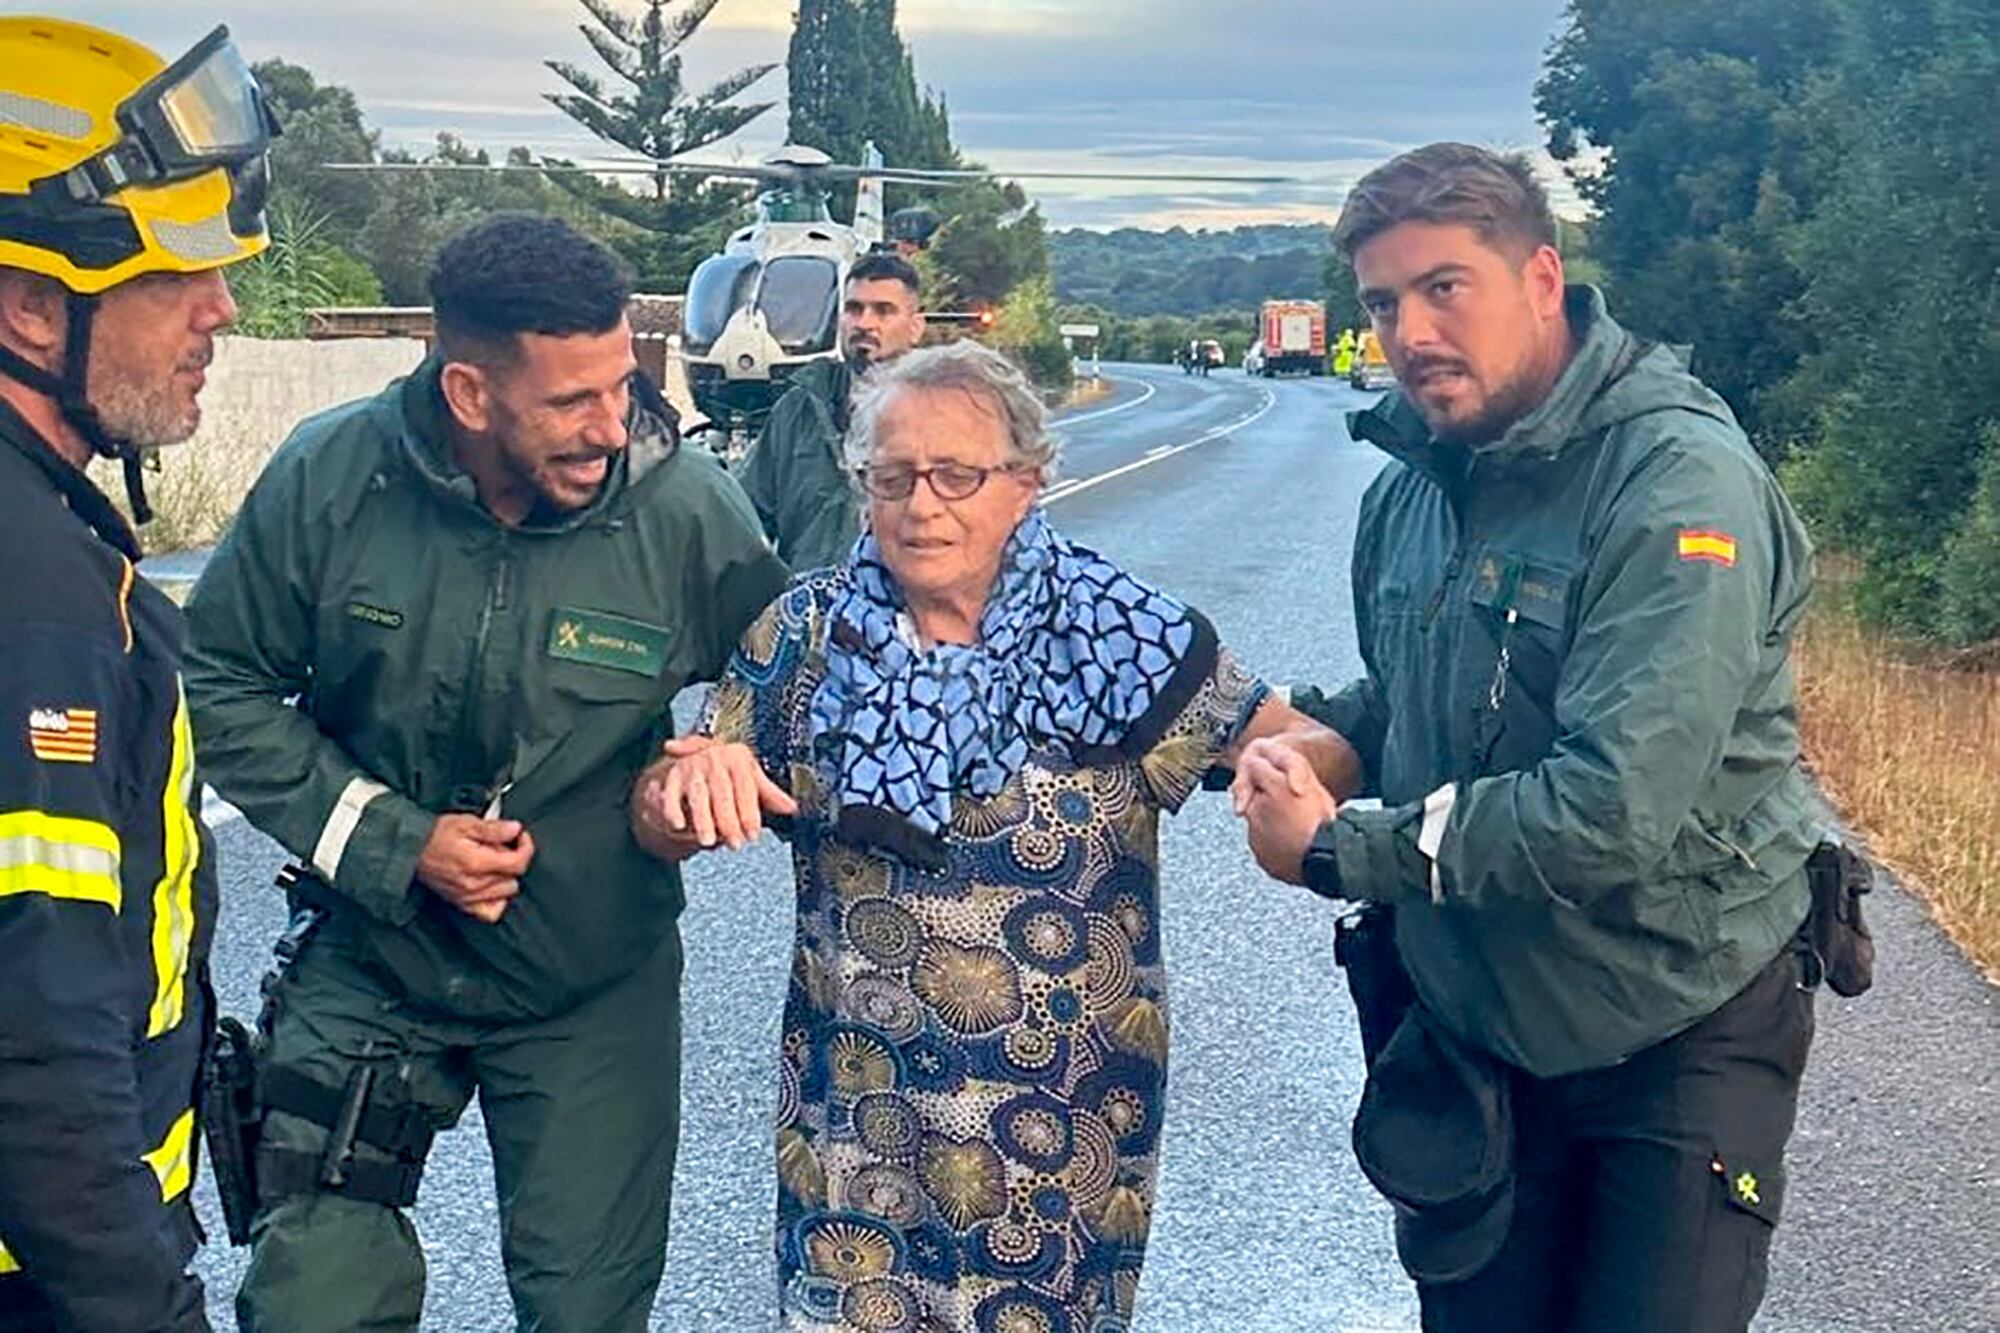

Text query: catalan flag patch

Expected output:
[1678,530,1738,567]
[27,707,99,765]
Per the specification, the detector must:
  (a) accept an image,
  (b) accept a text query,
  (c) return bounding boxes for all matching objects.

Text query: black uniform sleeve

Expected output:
[0,617,205,1331]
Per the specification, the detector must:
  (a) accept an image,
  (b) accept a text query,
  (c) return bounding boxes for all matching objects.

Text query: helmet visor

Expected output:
[153,34,267,159]
[125,26,275,172]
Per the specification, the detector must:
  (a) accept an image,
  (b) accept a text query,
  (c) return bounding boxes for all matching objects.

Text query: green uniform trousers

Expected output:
[236,924,682,1333]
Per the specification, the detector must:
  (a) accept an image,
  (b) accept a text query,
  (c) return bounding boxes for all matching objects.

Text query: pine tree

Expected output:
[547,0,778,202]
[543,0,778,287]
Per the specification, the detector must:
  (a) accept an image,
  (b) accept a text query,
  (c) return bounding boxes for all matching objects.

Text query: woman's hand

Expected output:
[1221,695,1364,803]
[631,736,798,861]
[1231,738,1339,886]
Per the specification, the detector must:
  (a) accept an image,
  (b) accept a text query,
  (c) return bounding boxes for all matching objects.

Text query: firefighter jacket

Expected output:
[0,400,214,1332]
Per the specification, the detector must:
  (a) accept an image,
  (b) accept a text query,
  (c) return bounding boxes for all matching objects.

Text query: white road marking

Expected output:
[1045,388,1276,506]
[1053,378,1157,428]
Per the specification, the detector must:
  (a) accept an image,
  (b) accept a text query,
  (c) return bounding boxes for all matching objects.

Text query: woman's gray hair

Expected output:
[843,339,1062,487]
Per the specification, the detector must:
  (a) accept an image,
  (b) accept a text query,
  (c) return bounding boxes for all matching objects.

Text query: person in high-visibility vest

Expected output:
[1333,327,1358,377]
[0,17,274,1330]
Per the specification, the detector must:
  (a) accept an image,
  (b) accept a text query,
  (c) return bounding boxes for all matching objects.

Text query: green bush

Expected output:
[1547,0,1998,645]
[1940,431,2000,646]
[231,200,382,337]
[992,277,1073,394]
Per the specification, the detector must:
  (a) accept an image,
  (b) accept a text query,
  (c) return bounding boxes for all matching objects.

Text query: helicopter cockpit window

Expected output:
[684,254,758,353]
[758,255,841,355]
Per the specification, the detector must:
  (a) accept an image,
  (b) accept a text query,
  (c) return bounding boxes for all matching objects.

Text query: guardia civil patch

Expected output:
[28,707,98,764]
[547,607,670,677]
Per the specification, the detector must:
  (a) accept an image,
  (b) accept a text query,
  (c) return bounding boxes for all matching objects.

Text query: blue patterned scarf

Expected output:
[808,508,1201,836]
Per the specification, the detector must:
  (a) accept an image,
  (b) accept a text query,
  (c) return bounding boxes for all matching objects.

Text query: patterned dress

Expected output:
[706,570,1266,1333]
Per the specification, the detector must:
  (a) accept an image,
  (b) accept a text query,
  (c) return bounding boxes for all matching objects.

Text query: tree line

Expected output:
[231,0,1069,383]
[1046,225,1367,366]
[1539,0,1997,644]
[1050,225,1331,317]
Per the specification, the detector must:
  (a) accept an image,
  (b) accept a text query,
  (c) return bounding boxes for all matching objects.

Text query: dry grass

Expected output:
[78,335,431,554]
[1794,596,2000,982]
[89,440,271,554]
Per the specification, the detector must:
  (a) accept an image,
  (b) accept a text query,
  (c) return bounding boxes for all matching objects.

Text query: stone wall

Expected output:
[91,332,700,553]
[89,336,426,552]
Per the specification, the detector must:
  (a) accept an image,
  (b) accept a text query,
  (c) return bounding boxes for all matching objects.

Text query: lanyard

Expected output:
[1487,557,1526,713]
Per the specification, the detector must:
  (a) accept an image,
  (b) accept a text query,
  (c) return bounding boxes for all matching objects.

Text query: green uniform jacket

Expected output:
[1306,288,1817,1077]
[735,357,859,573]
[185,362,788,1023]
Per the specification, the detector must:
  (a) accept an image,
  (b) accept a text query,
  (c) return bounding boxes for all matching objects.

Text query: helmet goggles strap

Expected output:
[0,294,153,523]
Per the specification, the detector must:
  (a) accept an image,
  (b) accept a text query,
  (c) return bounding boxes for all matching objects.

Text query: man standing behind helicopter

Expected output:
[735,252,926,570]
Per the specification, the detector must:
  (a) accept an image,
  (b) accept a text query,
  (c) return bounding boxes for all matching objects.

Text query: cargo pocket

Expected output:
[1703,1152,1785,1328]
[1466,553,1573,775]
[533,608,681,804]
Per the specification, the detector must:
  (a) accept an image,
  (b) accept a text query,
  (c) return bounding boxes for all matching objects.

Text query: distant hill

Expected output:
[1049,224,1332,317]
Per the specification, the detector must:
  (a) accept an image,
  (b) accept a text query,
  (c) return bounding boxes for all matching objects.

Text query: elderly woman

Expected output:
[634,341,1353,1331]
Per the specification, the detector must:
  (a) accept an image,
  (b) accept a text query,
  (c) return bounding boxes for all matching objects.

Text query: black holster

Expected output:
[201,1015,263,1246]
[246,880,434,1211]
[254,1062,433,1211]
[1334,903,1419,1069]
[1804,839,1876,997]
[202,881,333,1247]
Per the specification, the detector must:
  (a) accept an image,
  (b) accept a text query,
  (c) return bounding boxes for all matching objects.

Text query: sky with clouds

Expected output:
[17,0,1579,230]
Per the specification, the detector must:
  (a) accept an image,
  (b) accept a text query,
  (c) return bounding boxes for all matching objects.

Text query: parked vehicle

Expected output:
[1351,328,1396,391]
[1257,299,1328,376]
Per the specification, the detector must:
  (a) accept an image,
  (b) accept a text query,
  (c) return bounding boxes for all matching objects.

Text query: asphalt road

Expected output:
[180,364,1999,1331]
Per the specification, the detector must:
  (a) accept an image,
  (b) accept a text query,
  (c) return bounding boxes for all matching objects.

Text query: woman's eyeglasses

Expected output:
[853,460,1027,502]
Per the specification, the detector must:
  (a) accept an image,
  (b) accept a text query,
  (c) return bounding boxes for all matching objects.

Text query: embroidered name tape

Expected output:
[547,607,670,677]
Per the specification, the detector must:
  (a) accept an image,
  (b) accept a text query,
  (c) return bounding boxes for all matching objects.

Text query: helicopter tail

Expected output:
[854,140,887,250]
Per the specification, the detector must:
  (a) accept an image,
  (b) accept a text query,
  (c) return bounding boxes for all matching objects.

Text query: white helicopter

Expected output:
[675,142,911,439]
[338,143,1292,440]
[606,141,1293,441]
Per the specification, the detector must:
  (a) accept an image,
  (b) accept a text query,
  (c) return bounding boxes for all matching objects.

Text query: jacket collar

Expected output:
[0,395,141,560]
[390,355,679,533]
[788,354,856,438]
[1346,285,1642,482]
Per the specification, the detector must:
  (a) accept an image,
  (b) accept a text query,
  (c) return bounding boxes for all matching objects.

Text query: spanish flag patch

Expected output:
[1678,530,1738,567]
[27,707,98,765]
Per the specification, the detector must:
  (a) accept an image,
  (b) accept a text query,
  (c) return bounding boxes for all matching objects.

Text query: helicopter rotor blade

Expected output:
[963,169,1298,185]
[323,161,673,176]
[589,159,1298,188]
[832,166,1299,186]
[601,159,794,180]
[323,159,791,182]
[323,158,1297,187]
